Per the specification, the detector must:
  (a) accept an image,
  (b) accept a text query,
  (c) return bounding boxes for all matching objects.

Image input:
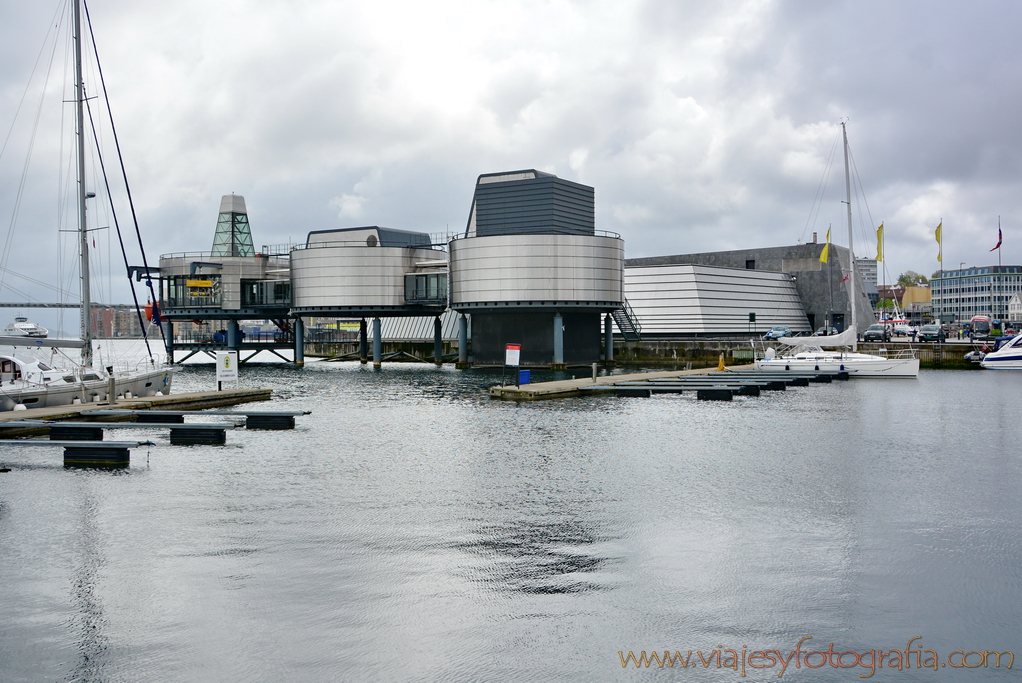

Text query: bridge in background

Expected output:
[0,302,136,309]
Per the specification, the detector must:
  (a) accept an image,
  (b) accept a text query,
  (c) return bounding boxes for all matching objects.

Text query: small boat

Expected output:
[1,316,48,338]
[754,123,918,378]
[979,333,1022,369]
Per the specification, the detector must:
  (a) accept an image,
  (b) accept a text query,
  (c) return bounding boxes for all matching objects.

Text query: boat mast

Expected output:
[841,121,857,351]
[73,0,92,365]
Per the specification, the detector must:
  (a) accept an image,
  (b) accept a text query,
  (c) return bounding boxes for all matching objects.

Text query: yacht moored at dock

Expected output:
[979,332,1022,369]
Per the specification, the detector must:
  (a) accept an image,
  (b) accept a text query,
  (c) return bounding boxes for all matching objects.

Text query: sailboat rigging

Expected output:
[753,122,920,378]
[0,0,175,410]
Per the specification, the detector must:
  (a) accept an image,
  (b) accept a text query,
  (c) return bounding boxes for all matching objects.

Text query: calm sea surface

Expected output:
[1,352,1021,682]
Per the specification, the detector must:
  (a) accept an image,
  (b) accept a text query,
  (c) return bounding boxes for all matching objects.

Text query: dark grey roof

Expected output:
[468,170,594,237]
[306,226,432,248]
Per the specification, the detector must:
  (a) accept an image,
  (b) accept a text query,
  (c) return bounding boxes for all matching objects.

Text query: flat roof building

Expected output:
[626,243,875,336]
[931,265,1022,324]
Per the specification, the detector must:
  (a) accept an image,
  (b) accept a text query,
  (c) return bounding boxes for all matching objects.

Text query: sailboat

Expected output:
[754,123,919,378]
[0,0,175,411]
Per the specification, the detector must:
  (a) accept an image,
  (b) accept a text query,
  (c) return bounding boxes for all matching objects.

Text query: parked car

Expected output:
[862,323,891,342]
[763,326,792,340]
[815,326,838,336]
[893,324,916,337]
[918,324,946,342]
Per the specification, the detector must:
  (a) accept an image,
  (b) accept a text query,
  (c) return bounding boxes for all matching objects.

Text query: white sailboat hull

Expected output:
[754,352,920,378]
[0,367,175,411]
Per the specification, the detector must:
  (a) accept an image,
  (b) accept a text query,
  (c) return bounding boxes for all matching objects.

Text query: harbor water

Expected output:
[1,356,1021,681]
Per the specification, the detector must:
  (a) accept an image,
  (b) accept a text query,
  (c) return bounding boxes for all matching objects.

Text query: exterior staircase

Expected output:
[612,299,642,341]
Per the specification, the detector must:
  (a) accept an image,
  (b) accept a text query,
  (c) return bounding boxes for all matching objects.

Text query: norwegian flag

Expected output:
[990,226,1003,251]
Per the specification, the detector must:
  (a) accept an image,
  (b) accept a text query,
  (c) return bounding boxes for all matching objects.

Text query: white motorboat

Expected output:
[979,333,1022,369]
[1,316,48,338]
[0,0,175,411]
[754,123,918,378]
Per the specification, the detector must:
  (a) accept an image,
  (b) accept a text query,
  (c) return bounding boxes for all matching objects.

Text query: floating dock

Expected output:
[488,365,848,400]
[0,388,272,434]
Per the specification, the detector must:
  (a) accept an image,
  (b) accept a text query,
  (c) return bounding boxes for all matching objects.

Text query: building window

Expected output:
[745,260,755,270]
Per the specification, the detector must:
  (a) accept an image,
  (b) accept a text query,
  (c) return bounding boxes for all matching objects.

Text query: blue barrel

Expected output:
[518,370,531,385]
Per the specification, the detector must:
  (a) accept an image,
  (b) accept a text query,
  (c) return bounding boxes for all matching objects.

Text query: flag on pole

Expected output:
[991,226,1002,252]
[875,223,884,262]
[819,227,831,263]
[935,222,942,262]
[841,272,850,282]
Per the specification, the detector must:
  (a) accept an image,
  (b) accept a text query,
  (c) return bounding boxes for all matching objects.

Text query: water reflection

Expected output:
[455,519,618,595]
[68,482,109,683]
[2,366,1022,682]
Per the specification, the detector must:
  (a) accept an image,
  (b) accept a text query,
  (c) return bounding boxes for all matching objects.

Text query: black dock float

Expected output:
[785,378,810,387]
[762,381,787,391]
[738,385,761,396]
[0,440,150,469]
[169,427,228,446]
[696,389,733,401]
[89,409,309,429]
[245,413,296,430]
[615,388,651,397]
[136,413,186,423]
[809,375,833,383]
[50,426,104,441]
[64,444,130,468]
[833,372,850,380]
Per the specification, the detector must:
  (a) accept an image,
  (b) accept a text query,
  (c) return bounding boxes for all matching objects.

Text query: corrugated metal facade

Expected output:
[372,308,461,341]
[473,175,594,236]
[625,264,810,336]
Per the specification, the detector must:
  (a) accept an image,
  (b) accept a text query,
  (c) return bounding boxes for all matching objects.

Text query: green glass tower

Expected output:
[211,194,255,257]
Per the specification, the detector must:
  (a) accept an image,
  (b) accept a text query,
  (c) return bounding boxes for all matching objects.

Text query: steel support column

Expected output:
[372,317,382,369]
[163,321,175,359]
[604,314,614,362]
[359,318,368,364]
[294,317,304,367]
[457,314,470,368]
[227,319,240,350]
[552,313,565,369]
[433,317,443,366]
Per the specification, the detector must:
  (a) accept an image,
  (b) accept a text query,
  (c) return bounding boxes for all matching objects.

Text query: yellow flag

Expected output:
[875,223,884,262]
[819,227,831,263]
[935,222,942,262]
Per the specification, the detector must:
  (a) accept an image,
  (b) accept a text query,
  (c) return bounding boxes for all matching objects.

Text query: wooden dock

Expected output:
[0,388,272,435]
[489,365,761,400]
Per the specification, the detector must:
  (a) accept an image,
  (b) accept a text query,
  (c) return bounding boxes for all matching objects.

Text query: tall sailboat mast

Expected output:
[72,0,92,365]
[841,121,857,351]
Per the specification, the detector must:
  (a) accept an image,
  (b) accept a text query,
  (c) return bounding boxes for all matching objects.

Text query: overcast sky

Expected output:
[2,0,1021,330]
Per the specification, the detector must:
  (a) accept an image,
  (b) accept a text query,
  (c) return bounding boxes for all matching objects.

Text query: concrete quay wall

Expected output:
[308,339,979,369]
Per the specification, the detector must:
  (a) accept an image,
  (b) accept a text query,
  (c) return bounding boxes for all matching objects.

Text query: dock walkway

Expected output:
[0,388,272,433]
[489,365,760,400]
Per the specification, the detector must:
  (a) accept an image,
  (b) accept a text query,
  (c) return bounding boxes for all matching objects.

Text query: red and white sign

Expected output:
[505,344,521,367]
